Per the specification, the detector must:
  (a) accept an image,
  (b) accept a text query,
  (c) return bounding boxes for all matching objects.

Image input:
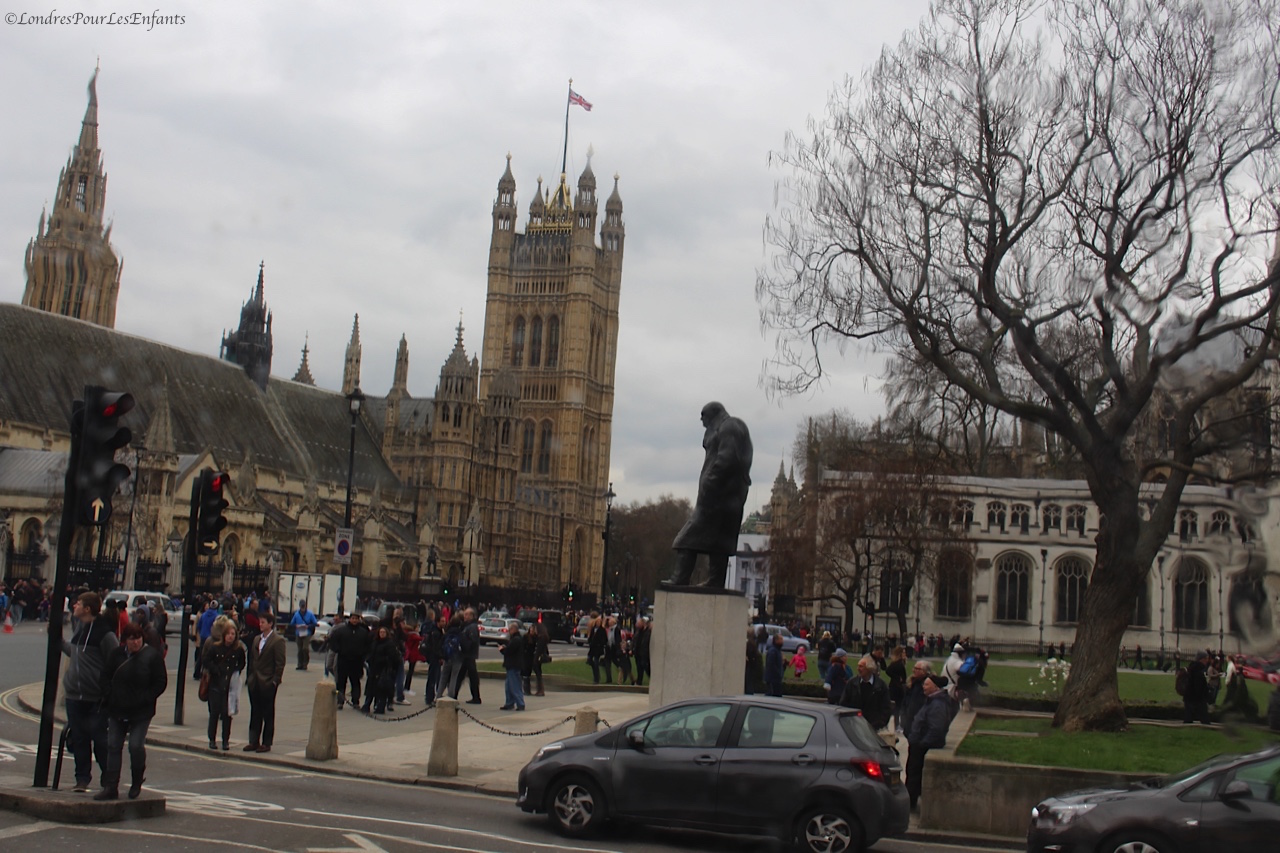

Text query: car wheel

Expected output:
[546,774,606,838]
[794,805,863,853]
[1099,833,1179,853]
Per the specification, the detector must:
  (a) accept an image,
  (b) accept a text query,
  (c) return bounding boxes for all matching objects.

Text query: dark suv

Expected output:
[517,695,908,851]
[516,608,572,643]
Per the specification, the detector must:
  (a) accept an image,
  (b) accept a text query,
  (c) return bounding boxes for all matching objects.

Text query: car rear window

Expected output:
[837,711,888,753]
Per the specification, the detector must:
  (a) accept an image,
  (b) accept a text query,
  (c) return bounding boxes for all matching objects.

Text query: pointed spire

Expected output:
[389,333,409,397]
[143,376,176,454]
[254,260,265,303]
[342,313,362,395]
[292,334,316,385]
[79,66,99,152]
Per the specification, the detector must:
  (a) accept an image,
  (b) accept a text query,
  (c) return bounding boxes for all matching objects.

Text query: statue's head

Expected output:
[700,401,727,427]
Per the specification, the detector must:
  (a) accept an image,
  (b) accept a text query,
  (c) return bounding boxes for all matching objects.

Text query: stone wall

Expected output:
[920,754,1148,837]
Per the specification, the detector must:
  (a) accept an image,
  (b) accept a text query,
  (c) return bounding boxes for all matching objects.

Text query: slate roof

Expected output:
[0,447,65,497]
[0,303,402,494]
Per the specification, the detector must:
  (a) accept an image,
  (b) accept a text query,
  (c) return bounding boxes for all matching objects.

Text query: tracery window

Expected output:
[935,551,972,619]
[995,553,1032,622]
[1055,557,1089,623]
[1173,560,1209,632]
[987,502,1006,532]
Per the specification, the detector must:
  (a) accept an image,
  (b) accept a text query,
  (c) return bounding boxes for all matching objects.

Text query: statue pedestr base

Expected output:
[649,587,748,710]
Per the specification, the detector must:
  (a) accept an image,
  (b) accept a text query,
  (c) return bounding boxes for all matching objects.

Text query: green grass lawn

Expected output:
[982,662,1276,710]
[959,718,1280,774]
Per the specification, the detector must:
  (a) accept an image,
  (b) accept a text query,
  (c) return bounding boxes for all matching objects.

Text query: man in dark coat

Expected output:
[328,612,373,709]
[906,675,954,812]
[1182,650,1212,725]
[763,633,785,697]
[839,656,892,730]
[666,401,753,587]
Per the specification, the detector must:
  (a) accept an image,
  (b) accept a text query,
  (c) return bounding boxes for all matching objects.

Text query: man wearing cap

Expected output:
[906,674,954,812]
[1182,650,1213,725]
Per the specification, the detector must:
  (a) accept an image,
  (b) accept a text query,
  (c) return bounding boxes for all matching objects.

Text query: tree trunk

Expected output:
[1053,500,1145,731]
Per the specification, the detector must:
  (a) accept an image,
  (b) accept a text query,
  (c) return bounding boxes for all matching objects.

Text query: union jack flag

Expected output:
[568,89,593,111]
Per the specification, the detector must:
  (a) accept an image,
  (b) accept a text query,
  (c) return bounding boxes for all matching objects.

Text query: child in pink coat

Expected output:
[791,647,808,678]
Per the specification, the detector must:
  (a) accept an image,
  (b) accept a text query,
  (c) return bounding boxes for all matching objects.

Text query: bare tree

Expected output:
[758,0,1280,730]
[607,496,693,600]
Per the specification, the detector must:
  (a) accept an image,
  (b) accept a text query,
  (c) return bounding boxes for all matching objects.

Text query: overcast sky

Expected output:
[1,1,930,513]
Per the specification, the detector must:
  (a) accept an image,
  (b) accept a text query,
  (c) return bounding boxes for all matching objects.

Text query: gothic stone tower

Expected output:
[219,262,274,390]
[479,153,624,596]
[22,69,122,328]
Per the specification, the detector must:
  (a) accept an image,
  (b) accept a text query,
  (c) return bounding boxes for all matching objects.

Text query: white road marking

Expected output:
[307,833,390,853]
[293,807,622,852]
[147,786,285,817]
[184,775,276,784]
[1,821,58,838]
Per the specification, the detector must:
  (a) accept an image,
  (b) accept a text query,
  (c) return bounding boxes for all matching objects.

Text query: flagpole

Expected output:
[562,78,572,176]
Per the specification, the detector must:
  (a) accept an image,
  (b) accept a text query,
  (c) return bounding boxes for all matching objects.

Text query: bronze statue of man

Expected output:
[666,401,753,588]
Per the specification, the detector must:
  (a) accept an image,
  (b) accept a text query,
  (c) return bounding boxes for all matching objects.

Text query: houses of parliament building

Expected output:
[0,72,624,604]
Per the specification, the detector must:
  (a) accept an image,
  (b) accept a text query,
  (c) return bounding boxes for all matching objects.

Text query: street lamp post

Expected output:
[339,387,364,617]
[600,483,615,605]
[1158,554,1166,662]
[1038,548,1048,657]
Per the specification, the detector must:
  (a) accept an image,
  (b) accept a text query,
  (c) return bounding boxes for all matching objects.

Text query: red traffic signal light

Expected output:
[196,468,230,555]
[75,386,135,526]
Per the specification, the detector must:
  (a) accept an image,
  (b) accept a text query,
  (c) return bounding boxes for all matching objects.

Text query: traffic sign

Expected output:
[334,528,353,564]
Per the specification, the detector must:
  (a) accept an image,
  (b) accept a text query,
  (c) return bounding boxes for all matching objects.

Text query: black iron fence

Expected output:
[133,560,170,592]
[67,557,123,592]
[4,544,48,582]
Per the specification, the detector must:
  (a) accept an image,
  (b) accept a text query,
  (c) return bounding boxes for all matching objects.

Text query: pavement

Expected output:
[7,662,1020,847]
[14,665,650,797]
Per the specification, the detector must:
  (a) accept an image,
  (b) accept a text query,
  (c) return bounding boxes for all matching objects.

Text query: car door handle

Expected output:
[693,755,719,766]
[792,754,816,766]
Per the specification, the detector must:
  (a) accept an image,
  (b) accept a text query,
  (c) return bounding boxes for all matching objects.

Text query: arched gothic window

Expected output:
[529,317,543,367]
[1066,505,1088,535]
[1055,557,1090,623]
[545,316,560,368]
[952,500,974,528]
[536,421,553,475]
[935,550,972,619]
[1042,504,1062,532]
[1178,510,1198,543]
[995,553,1031,622]
[520,421,535,473]
[512,317,526,367]
[1010,504,1031,534]
[1173,559,1210,632]
[987,502,1006,532]
[1209,511,1230,536]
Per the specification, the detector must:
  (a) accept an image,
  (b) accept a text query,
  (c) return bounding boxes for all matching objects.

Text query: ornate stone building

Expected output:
[21,70,122,329]
[2,77,626,606]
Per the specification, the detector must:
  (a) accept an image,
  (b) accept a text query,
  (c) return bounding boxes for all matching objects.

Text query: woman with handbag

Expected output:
[202,616,246,750]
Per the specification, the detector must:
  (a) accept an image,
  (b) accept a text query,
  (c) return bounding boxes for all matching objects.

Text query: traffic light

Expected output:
[196,468,230,555]
[567,584,574,602]
[75,386,135,526]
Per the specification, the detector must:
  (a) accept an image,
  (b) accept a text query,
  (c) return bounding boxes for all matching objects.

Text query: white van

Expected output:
[104,590,181,636]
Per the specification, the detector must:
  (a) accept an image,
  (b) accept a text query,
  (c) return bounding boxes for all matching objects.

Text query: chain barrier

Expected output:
[350,704,437,723]
[457,706,579,737]
[596,717,612,728]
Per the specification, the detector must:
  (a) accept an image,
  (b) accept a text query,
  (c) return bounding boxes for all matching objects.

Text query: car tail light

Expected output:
[851,759,887,782]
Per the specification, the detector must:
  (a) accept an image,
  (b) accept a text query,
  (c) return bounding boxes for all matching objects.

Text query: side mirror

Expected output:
[1221,780,1252,801]
[628,730,647,750]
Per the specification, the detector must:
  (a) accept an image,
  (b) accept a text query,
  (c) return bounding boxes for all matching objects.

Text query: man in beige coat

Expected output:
[244,610,287,752]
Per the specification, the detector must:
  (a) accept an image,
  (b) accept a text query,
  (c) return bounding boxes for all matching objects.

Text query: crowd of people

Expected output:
[0,578,55,624]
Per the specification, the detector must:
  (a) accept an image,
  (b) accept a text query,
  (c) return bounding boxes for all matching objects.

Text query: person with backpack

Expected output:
[1180,650,1212,724]
[417,609,444,706]
[437,614,467,700]
[942,643,966,698]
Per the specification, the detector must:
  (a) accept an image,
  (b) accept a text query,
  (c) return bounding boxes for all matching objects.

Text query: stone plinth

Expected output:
[650,587,748,709]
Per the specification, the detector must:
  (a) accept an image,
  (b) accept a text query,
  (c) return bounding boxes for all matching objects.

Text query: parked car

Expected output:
[516,608,573,643]
[479,608,510,622]
[1236,654,1280,686]
[573,615,592,646]
[754,623,809,654]
[517,694,908,851]
[1028,744,1280,853]
[104,591,182,636]
[480,617,521,645]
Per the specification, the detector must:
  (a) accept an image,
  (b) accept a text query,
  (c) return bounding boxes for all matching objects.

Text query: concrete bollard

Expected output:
[427,697,458,777]
[305,680,339,761]
[573,707,598,736]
